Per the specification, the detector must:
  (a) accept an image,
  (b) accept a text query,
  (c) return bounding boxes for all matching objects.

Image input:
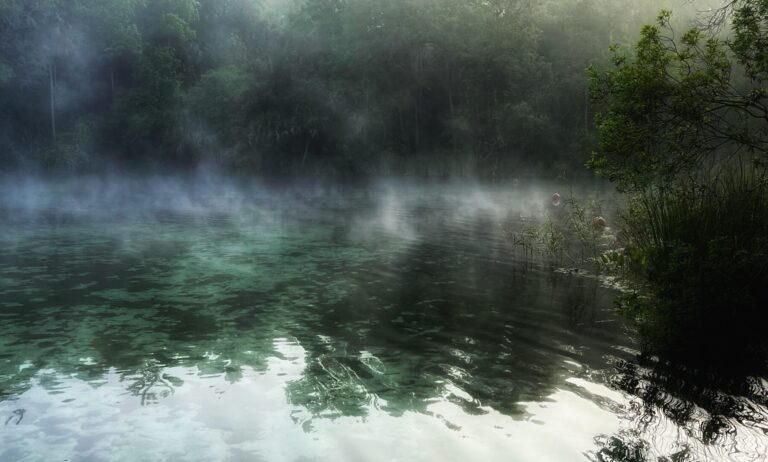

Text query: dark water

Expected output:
[0,182,765,461]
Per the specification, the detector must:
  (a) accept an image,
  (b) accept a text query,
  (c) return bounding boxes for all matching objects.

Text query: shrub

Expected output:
[618,164,768,370]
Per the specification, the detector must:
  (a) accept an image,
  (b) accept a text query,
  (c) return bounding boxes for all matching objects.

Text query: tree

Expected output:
[588,3,768,366]
[74,0,144,99]
[588,6,768,191]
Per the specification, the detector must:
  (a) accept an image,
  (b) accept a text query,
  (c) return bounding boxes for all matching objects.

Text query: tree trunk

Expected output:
[448,88,457,152]
[414,98,420,148]
[446,60,457,153]
[414,50,421,148]
[110,66,115,100]
[49,62,57,142]
[301,136,312,167]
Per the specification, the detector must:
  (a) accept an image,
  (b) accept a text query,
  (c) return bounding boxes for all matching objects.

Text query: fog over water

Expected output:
[0,174,616,220]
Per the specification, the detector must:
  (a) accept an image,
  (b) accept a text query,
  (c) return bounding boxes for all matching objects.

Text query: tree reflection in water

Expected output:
[593,357,768,461]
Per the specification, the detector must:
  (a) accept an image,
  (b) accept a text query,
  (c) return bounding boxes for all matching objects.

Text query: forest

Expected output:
[1,0,687,178]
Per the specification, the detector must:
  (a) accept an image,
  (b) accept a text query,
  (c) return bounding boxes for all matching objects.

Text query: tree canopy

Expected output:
[589,2,768,191]
[0,0,685,177]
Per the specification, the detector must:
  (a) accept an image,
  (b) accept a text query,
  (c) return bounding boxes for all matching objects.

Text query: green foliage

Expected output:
[0,61,12,84]
[183,66,251,163]
[732,0,768,81]
[588,13,738,191]
[42,118,95,169]
[588,3,768,190]
[590,5,768,367]
[116,46,185,152]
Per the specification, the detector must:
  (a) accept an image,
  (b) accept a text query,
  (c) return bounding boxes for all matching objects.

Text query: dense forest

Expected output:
[0,0,697,178]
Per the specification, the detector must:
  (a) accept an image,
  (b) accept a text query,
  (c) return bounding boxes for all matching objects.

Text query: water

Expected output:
[0,181,765,461]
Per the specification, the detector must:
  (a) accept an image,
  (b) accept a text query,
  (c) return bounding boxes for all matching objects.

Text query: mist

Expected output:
[0,172,615,227]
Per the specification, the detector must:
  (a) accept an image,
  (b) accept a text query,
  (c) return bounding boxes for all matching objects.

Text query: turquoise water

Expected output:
[0,182,765,461]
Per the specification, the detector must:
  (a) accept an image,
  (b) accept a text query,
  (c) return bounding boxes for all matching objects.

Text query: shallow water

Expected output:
[0,182,765,461]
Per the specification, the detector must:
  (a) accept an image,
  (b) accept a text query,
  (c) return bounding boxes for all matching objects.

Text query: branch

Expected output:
[689,0,740,31]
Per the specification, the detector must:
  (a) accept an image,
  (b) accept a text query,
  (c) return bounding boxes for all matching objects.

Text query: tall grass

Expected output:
[619,163,768,370]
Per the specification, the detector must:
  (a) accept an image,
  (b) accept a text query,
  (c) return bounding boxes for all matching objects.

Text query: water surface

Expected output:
[0,181,765,461]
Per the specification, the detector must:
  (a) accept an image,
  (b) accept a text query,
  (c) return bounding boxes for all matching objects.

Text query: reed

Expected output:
[618,162,768,368]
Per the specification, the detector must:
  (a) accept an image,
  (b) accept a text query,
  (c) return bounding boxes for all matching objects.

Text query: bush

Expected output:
[618,164,768,370]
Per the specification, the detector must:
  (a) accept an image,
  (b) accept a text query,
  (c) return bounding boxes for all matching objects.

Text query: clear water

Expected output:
[0,182,765,461]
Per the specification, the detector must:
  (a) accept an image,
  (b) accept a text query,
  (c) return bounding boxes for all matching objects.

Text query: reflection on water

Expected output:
[0,183,765,461]
[594,358,768,461]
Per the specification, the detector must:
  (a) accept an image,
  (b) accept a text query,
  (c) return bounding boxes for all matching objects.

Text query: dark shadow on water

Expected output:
[591,354,768,461]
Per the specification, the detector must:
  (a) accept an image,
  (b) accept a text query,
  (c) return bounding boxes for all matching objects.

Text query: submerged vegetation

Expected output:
[507,193,618,269]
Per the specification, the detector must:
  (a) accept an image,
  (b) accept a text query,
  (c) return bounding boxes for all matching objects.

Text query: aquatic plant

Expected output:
[508,193,619,271]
